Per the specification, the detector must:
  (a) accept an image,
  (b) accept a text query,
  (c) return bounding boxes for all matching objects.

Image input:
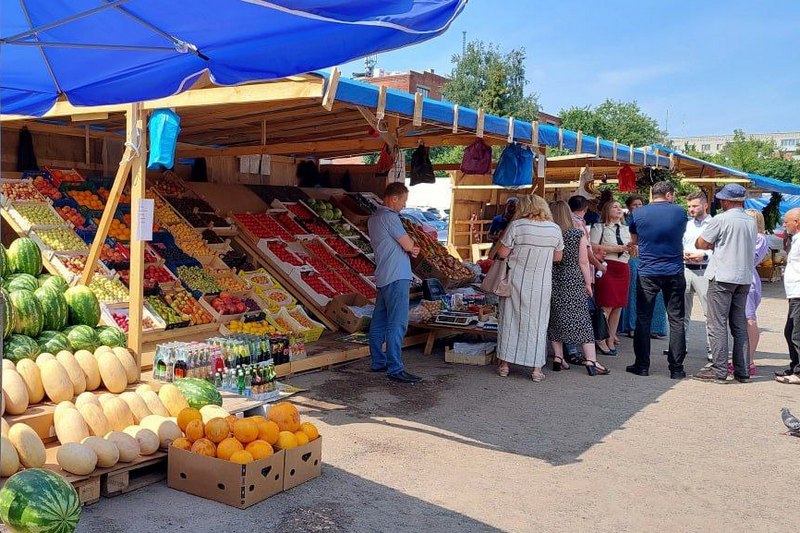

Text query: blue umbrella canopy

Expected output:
[0,0,467,116]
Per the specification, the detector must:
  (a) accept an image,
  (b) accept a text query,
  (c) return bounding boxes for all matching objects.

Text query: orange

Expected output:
[300,422,319,441]
[190,438,216,457]
[184,419,205,443]
[233,418,259,444]
[245,440,273,460]
[294,431,309,446]
[216,437,244,461]
[275,431,299,450]
[229,450,254,464]
[204,417,230,444]
[268,402,301,432]
[256,419,280,445]
[171,437,192,451]
[225,415,239,435]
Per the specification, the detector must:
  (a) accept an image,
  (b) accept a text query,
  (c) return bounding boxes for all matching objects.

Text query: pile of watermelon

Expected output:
[1,237,127,363]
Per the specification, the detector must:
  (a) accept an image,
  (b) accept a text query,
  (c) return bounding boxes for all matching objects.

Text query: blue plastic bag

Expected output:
[147,109,181,170]
[492,143,533,187]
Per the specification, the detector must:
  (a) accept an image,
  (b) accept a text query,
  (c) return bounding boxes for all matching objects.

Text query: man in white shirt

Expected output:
[682,191,713,360]
[777,208,800,383]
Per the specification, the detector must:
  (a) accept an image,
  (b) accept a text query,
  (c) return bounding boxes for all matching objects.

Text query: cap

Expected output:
[715,183,747,201]
[506,197,519,204]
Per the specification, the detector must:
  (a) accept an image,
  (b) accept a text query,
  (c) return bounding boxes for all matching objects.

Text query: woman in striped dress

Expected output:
[495,195,564,381]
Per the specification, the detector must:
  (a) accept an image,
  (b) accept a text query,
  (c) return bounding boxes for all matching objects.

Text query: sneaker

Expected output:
[692,367,728,383]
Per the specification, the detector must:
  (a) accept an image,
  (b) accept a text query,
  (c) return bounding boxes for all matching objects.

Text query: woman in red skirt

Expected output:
[590,201,631,355]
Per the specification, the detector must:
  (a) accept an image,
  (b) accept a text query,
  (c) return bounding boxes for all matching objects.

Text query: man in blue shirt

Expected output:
[487,197,518,242]
[627,181,688,379]
[368,182,422,383]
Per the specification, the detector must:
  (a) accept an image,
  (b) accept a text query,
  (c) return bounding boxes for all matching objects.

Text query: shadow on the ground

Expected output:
[78,465,501,533]
[287,326,790,467]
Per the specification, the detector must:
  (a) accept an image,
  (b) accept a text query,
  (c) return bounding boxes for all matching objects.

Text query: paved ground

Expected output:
[74,283,799,533]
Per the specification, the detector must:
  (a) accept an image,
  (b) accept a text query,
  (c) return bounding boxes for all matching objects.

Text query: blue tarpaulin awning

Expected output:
[0,0,467,116]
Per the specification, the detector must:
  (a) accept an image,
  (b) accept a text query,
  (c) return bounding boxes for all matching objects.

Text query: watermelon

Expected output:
[63,325,98,352]
[38,274,69,293]
[63,286,100,327]
[2,288,15,339]
[0,468,82,533]
[4,273,40,293]
[95,326,127,348]
[34,286,69,331]
[9,289,44,338]
[174,377,223,409]
[3,334,41,363]
[37,330,72,354]
[0,244,9,278]
[7,237,43,276]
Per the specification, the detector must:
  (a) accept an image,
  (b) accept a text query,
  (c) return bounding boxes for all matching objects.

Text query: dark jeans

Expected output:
[784,298,800,374]
[633,274,686,371]
[707,280,749,378]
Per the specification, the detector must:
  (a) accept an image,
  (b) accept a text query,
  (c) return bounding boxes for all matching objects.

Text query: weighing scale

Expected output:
[433,310,479,327]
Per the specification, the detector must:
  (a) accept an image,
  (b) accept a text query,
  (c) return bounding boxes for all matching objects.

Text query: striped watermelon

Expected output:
[37,330,72,354]
[63,286,100,327]
[95,326,127,348]
[174,377,223,409]
[0,468,82,533]
[4,273,40,293]
[62,325,98,352]
[7,237,43,276]
[10,289,44,338]
[3,334,41,363]
[0,244,9,277]
[38,274,69,293]
[34,286,69,331]
[2,288,14,339]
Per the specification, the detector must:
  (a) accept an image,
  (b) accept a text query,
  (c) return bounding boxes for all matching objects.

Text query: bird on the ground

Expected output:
[781,407,800,434]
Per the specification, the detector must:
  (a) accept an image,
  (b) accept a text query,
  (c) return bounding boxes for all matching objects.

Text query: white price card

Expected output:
[134,198,154,242]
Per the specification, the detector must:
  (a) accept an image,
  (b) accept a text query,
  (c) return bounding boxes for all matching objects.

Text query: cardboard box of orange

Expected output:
[167,437,322,508]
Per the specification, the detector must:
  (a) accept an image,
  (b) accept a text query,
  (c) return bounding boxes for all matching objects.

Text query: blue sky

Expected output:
[342,0,800,137]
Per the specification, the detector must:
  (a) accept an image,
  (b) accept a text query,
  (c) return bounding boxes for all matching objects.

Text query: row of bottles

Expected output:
[215,363,277,399]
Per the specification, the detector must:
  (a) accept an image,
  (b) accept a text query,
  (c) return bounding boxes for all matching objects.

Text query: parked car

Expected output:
[400,209,447,243]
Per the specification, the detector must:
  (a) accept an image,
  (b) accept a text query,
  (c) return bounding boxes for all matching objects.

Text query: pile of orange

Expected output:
[171,404,318,465]
[68,189,104,210]
[109,218,130,240]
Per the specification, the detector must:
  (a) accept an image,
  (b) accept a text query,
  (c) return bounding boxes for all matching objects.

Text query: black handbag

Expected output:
[588,297,610,341]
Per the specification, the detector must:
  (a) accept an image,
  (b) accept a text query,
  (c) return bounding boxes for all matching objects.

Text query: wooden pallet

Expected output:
[100,454,168,498]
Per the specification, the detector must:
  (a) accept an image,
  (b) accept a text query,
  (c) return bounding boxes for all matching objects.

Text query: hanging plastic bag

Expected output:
[492,143,533,187]
[375,143,394,177]
[409,143,435,186]
[461,138,492,175]
[147,109,181,170]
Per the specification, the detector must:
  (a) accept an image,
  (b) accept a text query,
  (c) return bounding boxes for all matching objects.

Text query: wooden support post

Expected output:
[376,85,387,121]
[413,92,424,126]
[321,67,340,111]
[531,120,539,146]
[507,117,515,143]
[452,105,459,134]
[558,128,564,149]
[476,108,485,138]
[80,145,134,284]
[613,140,618,161]
[127,103,148,377]
[629,144,634,164]
[576,131,583,153]
[84,126,90,166]
[595,137,601,156]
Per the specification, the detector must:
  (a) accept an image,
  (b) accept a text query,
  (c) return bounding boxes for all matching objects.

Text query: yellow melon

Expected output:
[216,437,244,461]
[275,431,299,450]
[268,402,301,432]
[228,450,254,464]
[300,422,320,441]
[232,418,259,444]
[172,437,192,451]
[245,440,273,460]
[177,407,202,432]
[204,418,229,444]
[256,419,280,445]
[190,438,216,457]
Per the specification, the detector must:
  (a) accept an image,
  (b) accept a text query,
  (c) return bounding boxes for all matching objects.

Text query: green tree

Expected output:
[560,99,665,146]
[715,129,777,172]
[442,40,539,121]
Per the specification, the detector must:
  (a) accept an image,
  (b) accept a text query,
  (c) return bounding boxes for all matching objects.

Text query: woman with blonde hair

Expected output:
[495,194,564,381]
[742,208,769,375]
[590,200,632,355]
[548,201,609,376]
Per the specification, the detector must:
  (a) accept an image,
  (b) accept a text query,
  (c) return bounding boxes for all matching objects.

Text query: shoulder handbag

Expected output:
[481,258,512,297]
[587,296,610,340]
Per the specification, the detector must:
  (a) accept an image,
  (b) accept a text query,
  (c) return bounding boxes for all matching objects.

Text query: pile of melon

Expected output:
[0,380,196,478]
[171,402,318,464]
[1,345,138,416]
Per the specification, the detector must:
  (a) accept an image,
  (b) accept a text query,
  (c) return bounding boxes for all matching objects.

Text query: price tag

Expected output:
[134,198,154,241]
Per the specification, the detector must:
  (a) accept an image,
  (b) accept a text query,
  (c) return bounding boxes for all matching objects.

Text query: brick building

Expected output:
[360,69,449,100]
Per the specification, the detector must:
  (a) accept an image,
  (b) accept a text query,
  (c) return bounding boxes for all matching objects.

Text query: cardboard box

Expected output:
[445,346,495,366]
[168,446,285,509]
[324,293,372,333]
[283,436,323,491]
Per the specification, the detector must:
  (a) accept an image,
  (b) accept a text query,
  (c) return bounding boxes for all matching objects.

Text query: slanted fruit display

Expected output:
[34,228,88,252]
[14,203,66,227]
[176,265,221,294]
[87,277,128,303]
[163,289,212,325]
[1,181,47,203]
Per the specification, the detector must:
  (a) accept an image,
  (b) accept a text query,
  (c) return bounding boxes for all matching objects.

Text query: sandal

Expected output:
[531,370,546,382]
[778,374,800,384]
[551,357,570,372]
[498,363,509,377]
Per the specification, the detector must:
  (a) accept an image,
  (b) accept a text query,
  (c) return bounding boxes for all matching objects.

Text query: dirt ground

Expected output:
[72,282,798,533]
